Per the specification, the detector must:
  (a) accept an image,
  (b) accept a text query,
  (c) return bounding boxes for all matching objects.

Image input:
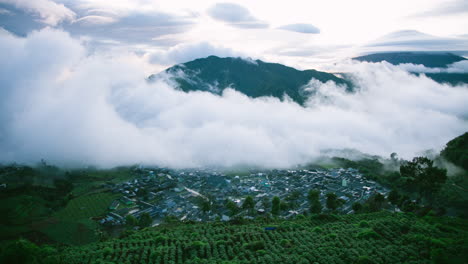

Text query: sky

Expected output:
[0,0,468,71]
[0,1,467,168]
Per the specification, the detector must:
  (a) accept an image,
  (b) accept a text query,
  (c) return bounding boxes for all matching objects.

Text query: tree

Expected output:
[0,239,41,264]
[242,196,255,212]
[198,198,211,214]
[364,193,386,212]
[125,215,138,227]
[285,191,301,209]
[308,190,322,214]
[400,157,447,204]
[440,132,468,170]
[271,196,280,216]
[326,193,342,211]
[352,202,363,213]
[388,189,400,205]
[225,200,239,216]
[139,212,152,228]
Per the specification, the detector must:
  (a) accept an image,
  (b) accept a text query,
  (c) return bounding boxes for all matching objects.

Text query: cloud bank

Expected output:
[1,28,467,168]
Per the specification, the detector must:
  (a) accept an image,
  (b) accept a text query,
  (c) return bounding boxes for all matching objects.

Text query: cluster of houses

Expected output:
[99,167,389,226]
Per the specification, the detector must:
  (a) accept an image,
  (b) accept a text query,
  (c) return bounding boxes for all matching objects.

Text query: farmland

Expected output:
[43,212,468,264]
[55,192,118,221]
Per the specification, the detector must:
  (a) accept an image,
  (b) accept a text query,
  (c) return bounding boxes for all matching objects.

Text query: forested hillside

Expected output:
[150,56,352,105]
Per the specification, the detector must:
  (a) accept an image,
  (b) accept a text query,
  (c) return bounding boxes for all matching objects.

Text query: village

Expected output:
[99,167,390,227]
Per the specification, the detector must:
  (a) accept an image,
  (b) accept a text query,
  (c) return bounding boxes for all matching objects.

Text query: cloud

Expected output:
[412,0,468,17]
[0,28,467,168]
[396,60,468,73]
[277,23,320,34]
[363,30,468,52]
[149,41,242,65]
[0,0,76,26]
[207,2,268,29]
[73,15,117,26]
[64,11,195,46]
[0,7,12,15]
[0,3,45,36]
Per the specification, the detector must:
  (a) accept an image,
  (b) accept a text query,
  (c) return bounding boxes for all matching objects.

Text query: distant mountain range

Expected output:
[149,56,352,105]
[149,53,467,104]
[353,52,466,68]
[354,52,468,85]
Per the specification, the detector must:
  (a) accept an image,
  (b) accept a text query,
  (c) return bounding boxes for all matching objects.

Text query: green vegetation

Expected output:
[325,193,344,211]
[54,192,118,220]
[5,212,465,264]
[441,132,468,170]
[271,196,280,216]
[40,219,98,245]
[0,133,467,262]
[307,189,322,214]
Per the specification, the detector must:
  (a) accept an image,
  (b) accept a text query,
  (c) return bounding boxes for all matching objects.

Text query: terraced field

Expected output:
[55,192,118,221]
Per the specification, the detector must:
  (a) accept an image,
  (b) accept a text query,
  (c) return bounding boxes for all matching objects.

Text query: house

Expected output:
[109,200,120,210]
[121,196,134,205]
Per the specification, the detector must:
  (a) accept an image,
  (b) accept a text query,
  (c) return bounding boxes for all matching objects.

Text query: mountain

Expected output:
[150,56,352,105]
[416,73,468,86]
[353,52,466,68]
[354,52,468,85]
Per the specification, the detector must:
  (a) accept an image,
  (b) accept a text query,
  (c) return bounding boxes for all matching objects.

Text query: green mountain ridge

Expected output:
[150,56,352,105]
[353,52,466,68]
[354,52,468,86]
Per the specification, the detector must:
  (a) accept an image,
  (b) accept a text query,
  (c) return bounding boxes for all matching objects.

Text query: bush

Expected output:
[357,229,380,239]
[244,241,265,251]
[358,221,370,228]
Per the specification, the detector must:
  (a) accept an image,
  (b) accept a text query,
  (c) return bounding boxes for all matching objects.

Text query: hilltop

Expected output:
[149,56,352,105]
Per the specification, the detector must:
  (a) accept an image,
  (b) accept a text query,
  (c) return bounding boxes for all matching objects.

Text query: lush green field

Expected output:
[48,212,467,264]
[54,192,118,221]
[40,219,98,245]
[71,168,135,196]
[0,195,49,225]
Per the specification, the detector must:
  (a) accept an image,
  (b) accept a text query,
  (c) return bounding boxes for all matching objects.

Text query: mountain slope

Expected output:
[441,132,468,170]
[150,56,352,105]
[353,52,466,68]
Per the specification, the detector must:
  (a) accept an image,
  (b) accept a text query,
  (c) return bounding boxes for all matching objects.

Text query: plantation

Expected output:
[41,212,467,264]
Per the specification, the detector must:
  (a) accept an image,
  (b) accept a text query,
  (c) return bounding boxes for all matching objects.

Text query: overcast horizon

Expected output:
[1,0,468,72]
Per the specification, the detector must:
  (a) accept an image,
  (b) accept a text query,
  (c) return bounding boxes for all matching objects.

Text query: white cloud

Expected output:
[0,7,13,15]
[412,0,468,17]
[73,15,117,26]
[0,0,76,25]
[277,23,320,34]
[0,28,467,168]
[207,2,268,29]
[149,41,242,65]
[397,60,468,73]
[363,30,468,52]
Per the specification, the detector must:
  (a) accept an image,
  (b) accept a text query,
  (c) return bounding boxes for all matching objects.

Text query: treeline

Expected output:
[329,132,468,217]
